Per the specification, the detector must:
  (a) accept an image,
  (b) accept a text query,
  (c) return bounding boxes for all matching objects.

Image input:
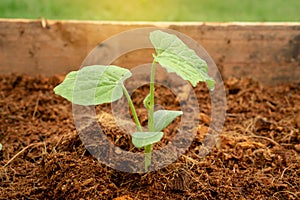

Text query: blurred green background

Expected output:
[0,0,299,22]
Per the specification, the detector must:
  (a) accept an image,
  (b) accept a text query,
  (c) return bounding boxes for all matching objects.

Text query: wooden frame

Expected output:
[0,19,299,84]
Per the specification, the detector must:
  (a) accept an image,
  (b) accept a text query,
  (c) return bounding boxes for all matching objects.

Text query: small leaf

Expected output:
[150,30,215,89]
[0,143,2,151]
[154,110,183,132]
[132,132,164,148]
[143,93,151,109]
[54,65,131,105]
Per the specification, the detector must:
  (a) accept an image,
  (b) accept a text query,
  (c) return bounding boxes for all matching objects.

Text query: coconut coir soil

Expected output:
[0,74,299,200]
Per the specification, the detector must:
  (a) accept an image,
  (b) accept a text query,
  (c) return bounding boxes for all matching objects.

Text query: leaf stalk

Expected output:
[122,84,142,132]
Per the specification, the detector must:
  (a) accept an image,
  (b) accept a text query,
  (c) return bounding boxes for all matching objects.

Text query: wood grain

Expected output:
[0,19,299,84]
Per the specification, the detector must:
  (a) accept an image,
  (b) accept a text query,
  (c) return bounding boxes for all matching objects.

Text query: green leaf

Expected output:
[143,93,151,109]
[154,110,183,132]
[0,143,2,151]
[150,30,215,89]
[54,65,131,105]
[132,132,164,148]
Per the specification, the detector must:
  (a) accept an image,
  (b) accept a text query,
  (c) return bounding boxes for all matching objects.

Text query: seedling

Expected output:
[54,30,215,171]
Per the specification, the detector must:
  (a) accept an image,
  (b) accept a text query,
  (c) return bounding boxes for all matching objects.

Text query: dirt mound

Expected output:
[0,74,299,199]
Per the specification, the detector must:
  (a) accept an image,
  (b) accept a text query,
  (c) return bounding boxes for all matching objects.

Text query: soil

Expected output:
[0,74,299,199]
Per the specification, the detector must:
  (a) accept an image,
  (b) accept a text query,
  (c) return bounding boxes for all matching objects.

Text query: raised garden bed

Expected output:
[0,20,299,199]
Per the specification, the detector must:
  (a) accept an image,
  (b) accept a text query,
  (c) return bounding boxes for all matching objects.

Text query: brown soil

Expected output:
[0,74,299,199]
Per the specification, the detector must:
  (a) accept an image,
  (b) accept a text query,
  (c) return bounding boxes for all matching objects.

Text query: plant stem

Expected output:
[144,145,152,171]
[148,59,157,131]
[122,84,142,132]
[143,59,157,171]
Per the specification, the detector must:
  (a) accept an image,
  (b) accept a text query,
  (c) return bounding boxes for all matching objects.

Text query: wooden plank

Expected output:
[0,19,299,84]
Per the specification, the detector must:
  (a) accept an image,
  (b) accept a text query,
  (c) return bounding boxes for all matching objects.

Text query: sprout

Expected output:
[54,30,215,171]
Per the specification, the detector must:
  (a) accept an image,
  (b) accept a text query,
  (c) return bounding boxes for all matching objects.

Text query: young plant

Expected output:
[54,30,215,171]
